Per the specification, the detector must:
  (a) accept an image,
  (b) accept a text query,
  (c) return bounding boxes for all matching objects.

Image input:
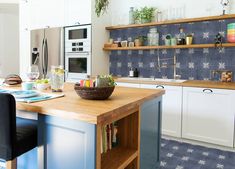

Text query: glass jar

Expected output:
[50,65,65,92]
[129,7,135,24]
[147,28,159,46]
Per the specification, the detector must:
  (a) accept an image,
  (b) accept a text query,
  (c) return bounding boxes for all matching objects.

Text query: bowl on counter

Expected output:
[74,83,115,100]
[35,83,50,91]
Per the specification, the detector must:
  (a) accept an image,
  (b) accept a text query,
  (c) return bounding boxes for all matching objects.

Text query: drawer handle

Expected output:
[203,89,213,93]
[156,85,164,89]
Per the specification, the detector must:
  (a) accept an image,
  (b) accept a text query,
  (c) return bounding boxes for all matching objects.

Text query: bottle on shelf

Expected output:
[129,7,135,24]
[177,27,186,45]
[147,28,159,46]
[134,68,139,77]
[129,67,134,77]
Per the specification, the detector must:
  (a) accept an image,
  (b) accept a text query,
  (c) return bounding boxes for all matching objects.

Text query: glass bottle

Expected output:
[129,7,135,24]
[178,27,186,45]
[147,28,159,46]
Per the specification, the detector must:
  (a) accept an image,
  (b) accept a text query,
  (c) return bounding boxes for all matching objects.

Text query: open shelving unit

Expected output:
[104,14,235,51]
[97,107,140,169]
[103,43,235,51]
[106,14,235,30]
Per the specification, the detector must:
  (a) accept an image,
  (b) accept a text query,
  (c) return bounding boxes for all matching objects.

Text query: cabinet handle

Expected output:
[156,85,164,89]
[203,89,213,93]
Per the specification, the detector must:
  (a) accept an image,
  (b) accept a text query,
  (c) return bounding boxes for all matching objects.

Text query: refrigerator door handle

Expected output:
[44,38,49,78]
[42,38,45,78]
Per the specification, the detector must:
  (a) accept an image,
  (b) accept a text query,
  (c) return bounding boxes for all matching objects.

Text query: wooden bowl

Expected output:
[74,84,115,100]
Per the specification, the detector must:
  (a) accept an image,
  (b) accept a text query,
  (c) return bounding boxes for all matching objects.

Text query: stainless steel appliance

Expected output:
[64,24,91,82]
[31,27,64,78]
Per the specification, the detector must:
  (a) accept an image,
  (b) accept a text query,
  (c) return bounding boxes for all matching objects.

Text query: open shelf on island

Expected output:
[106,14,235,30]
[103,43,235,51]
[98,107,140,169]
[101,147,138,169]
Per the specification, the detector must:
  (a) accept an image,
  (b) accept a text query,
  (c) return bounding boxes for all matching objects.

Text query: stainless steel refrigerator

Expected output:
[31,27,64,78]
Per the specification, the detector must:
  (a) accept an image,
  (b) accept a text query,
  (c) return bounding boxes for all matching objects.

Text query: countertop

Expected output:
[115,78,235,90]
[8,83,165,124]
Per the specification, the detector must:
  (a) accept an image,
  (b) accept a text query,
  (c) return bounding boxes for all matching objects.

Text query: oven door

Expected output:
[65,53,91,81]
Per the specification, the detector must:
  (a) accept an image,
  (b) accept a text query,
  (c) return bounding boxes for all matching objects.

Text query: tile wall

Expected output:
[109,19,235,80]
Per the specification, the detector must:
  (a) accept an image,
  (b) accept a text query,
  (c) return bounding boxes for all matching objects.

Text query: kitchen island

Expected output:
[14,83,164,169]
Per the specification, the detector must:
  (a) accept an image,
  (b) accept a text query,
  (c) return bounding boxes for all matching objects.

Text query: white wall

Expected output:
[91,0,111,76]
[0,4,19,77]
[109,0,235,25]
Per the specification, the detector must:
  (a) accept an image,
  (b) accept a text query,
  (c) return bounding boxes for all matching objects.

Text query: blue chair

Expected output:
[0,93,37,169]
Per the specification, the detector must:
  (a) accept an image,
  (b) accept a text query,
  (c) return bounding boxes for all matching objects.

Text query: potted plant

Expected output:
[140,7,156,23]
[95,0,109,17]
[133,9,141,24]
[134,36,147,46]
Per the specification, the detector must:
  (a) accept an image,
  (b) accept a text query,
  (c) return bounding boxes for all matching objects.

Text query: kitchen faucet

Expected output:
[156,49,180,79]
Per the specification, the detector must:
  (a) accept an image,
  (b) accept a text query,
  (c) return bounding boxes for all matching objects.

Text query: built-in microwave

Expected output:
[65,24,91,53]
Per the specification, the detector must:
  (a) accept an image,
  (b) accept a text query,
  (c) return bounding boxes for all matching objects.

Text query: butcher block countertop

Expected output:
[116,78,235,90]
[13,83,165,124]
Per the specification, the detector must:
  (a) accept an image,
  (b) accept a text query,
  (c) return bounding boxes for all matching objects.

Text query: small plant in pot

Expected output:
[134,36,147,46]
[140,7,156,23]
[133,7,156,24]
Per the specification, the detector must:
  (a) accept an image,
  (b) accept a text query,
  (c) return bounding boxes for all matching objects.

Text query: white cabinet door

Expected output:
[182,87,235,147]
[29,0,64,30]
[19,30,31,80]
[116,82,140,88]
[140,84,182,138]
[64,0,91,26]
[19,0,31,79]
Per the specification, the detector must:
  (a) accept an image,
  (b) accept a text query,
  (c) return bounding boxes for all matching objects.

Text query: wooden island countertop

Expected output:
[15,83,165,125]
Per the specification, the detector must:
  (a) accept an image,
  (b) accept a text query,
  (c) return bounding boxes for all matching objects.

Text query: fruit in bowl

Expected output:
[35,79,50,91]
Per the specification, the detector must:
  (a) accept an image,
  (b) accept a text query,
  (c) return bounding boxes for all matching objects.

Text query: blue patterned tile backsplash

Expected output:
[109,19,235,80]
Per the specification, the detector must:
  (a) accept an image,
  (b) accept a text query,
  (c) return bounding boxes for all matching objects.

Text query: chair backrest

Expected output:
[0,93,16,160]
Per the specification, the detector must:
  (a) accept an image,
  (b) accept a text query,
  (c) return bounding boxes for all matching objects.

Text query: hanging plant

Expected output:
[95,0,110,17]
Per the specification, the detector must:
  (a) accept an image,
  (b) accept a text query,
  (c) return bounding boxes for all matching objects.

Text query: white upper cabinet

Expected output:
[140,84,182,138]
[64,0,91,26]
[26,0,91,29]
[29,0,65,30]
[182,87,235,147]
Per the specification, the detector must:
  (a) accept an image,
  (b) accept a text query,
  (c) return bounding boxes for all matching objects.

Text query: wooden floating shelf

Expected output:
[103,43,235,51]
[101,147,138,169]
[106,14,235,30]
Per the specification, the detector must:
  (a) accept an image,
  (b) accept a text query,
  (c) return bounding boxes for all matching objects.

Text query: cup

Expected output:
[186,36,193,45]
[22,82,34,90]
[171,38,177,46]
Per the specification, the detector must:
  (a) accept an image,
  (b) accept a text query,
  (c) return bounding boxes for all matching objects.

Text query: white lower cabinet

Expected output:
[140,84,182,138]
[182,87,235,147]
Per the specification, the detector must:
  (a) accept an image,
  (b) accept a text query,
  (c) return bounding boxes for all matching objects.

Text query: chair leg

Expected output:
[6,159,17,169]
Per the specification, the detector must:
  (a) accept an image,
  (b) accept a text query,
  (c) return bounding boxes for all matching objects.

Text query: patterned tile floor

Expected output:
[160,139,235,169]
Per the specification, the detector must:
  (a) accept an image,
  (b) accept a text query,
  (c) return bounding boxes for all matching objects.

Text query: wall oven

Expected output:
[64,24,91,82]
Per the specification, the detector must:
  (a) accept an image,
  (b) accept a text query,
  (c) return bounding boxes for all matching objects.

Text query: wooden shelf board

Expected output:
[103,43,235,51]
[101,147,138,169]
[106,14,235,30]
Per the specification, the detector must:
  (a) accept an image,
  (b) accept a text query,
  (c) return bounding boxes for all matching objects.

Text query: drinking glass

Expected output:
[26,64,40,81]
[50,65,65,92]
